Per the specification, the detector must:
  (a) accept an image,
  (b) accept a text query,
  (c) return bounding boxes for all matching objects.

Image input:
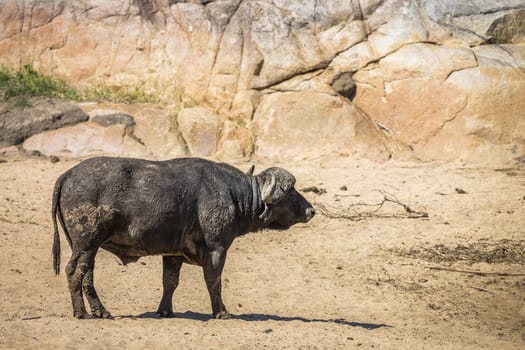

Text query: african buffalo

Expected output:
[52,157,315,319]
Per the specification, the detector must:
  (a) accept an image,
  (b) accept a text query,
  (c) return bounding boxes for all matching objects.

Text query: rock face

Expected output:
[177,107,222,156]
[1,0,524,163]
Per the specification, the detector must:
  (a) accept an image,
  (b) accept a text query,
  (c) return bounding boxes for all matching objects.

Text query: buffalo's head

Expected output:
[265,187,315,230]
[252,166,315,230]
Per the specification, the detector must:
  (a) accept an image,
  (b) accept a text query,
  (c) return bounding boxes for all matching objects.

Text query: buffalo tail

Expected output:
[52,174,67,275]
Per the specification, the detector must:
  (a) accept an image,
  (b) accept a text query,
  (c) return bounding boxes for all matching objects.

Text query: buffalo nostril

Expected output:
[306,207,315,220]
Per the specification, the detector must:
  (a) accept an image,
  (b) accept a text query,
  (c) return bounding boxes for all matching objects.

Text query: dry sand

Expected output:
[0,155,524,349]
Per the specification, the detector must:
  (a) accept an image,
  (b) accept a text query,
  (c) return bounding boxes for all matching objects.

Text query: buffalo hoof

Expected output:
[157,310,175,318]
[214,311,231,320]
[74,311,90,319]
[91,309,113,319]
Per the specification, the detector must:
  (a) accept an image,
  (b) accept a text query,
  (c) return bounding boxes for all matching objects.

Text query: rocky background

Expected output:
[1,0,524,163]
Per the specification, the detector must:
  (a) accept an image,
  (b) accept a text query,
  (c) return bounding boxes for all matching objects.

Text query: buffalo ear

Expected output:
[261,173,276,203]
[246,165,255,176]
[258,167,296,204]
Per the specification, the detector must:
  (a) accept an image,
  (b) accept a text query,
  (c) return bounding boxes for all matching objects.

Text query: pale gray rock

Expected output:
[0,97,88,147]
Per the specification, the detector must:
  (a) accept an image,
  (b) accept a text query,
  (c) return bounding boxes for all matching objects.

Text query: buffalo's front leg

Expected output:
[157,256,184,317]
[203,249,230,319]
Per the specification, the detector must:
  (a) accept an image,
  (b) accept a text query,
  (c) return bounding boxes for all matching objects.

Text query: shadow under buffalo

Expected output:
[119,311,391,330]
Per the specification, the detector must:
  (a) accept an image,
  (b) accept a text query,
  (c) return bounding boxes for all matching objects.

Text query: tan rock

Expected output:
[355,42,525,163]
[331,41,376,73]
[423,64,525,163]
[0,2,23,41]
[354,44,475,147]
[22,122,144,158]
[217,120,254,160]
[272,69,338,95]
[177,107,222,157]
[377,44,478,80]
[318,20,367,60]
[368,9,428,58]
[251,91,392,162]
[80,103,186,160]
[22,102,185,159]
[229,90,261,124]
[486,9,525,44]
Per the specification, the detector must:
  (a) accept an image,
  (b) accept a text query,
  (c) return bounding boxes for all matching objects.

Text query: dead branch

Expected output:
[467,286,497,294]
[426,266,525,277]
[21,316,42,321]
[301,186,327,195]
[316,190,428,221]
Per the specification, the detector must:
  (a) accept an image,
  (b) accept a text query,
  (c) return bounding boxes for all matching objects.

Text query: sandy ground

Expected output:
[0,155,524,349]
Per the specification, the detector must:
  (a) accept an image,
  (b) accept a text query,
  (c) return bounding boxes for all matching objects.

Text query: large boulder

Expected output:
[22,121,144,157]
[251,91,395,162]
[22,103,186,159]
[353,42,525,162]
[422,46,525,162]
[0,97,88,147]
[352,44,478,148]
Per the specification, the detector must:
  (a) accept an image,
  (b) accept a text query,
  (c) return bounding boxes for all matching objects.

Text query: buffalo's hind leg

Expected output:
[66,249,111,319]
[65,250,92,319]
[203,249,230,319]
[82,255,112,319]
[157,256,184,317]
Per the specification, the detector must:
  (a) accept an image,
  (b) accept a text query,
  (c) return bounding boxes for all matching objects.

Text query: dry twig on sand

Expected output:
[316,190,428,221]
[426,266,525,277]
[467,286,497,294]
